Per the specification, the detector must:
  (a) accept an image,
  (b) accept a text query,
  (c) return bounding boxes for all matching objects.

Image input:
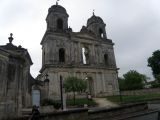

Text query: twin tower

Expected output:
[39,3,119,99]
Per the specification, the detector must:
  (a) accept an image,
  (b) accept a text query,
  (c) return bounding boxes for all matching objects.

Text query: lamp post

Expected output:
[60,75,63,110]
[117,68,122,104]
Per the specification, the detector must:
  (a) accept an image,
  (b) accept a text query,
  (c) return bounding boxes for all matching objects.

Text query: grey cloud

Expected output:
[1,0,160,80]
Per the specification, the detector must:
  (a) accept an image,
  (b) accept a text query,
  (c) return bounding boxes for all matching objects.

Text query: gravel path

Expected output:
[93,98,119,108]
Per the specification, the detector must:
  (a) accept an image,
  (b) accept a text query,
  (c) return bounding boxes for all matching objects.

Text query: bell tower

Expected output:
[87,13,107,39]
[46,3,69,32]
[41,3,69,66]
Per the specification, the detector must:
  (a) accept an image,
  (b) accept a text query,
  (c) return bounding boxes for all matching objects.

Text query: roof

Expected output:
[0,34,33,65]
[87,15,104,26]
[48,4,68,15]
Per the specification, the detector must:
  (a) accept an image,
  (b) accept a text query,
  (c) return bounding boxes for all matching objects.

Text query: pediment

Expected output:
[75,32,96,40]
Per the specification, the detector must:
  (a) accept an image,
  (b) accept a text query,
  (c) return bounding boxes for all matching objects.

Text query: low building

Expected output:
[0,34,34,117]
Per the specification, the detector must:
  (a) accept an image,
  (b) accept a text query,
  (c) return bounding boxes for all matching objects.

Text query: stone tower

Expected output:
[39,3,119,100]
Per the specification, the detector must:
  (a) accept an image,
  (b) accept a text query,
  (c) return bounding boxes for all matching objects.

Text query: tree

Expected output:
[122,70,147,90]
[118,77,126,91]
[148,50,160,80]
[64,76,87,104]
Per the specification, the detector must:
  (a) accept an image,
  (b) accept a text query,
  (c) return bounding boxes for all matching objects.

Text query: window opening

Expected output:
[99,28,104,38]
[57,19,63,30]
[59,48,65,62]
[82,47,89,64]
[104,54,109,65]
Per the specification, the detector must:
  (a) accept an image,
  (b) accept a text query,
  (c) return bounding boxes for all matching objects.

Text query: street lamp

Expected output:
[60,75,63,110]
[117,68,123,104]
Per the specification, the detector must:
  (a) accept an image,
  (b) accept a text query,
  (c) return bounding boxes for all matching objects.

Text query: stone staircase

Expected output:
[21,108,32,117]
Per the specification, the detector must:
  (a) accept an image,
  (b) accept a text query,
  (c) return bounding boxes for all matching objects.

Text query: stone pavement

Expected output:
[93,98,119,108]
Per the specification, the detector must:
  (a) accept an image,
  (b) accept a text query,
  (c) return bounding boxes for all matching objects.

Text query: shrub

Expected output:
[53,101,61,109]
[151,83,160,88]
[41,99,61,109]
[41,99,54,106]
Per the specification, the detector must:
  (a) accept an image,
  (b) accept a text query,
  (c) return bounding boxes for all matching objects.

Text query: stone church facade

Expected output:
[0,3,119,118]
[39,3,119,100]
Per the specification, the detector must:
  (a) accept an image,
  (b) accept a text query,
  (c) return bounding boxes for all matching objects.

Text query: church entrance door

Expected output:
[32,90,40,106]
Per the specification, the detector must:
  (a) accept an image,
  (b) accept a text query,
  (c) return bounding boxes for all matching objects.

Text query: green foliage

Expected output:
[64,76,87,105]
[156,74,160,83]
[151,83,160,88]
[148,50,160,79]
[66,98,97,107]
[53,101,61,109]
[64,76,87,93]
[120,70,147,90]
[41,99,54,106]
[118,77,125,91]
[41,99,61,109]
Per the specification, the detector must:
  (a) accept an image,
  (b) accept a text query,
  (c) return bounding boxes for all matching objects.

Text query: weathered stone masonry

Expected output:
[0,34,34,117]
[39,3,119,99]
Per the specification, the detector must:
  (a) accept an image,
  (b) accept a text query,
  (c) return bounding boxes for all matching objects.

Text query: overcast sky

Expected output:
[0,0,160,80]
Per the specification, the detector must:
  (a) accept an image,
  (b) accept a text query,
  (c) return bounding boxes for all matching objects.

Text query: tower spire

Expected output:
[93,9,95,16]
[56,0,59,5]
[8,33,13,44]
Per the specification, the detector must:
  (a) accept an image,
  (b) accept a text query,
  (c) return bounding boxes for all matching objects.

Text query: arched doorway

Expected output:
[32,88,40,106]
[85,76,94,96]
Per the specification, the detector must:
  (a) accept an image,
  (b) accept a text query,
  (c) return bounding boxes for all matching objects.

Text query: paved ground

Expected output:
[93,98,119,108]
[148,103,160,110]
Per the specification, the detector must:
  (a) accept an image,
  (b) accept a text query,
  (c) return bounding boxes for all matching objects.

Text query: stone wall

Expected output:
[3,103,160,120]
[88,102,148,120]
[121,88,160,96]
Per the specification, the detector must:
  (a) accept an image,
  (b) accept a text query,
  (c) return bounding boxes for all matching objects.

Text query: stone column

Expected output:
[94,46,97,64]
[55,72,60,98]
[74,42,78,64]
[102,72,106,92]
[89,44,93,64]
[95,73,99,95]
[97,46,100,64]
[80,72,83,80]
[92,44,96,64]
[70,42,74,63]
[66,44,69,64]
[92,73,97,97]
[98,46,102,64]
[78,42,82,64]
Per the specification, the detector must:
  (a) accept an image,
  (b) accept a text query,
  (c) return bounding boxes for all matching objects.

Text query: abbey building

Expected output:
[38,3,119,99]
[0,3,119,118]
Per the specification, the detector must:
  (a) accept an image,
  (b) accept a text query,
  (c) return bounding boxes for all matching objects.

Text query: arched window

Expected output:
[99,28,104,38]
[57,19,63,30]
[59,48,65,62]
[82,47,90,64]
[104,54,109,65]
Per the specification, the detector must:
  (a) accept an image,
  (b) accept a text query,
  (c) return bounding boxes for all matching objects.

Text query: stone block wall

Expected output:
[121,88,160,96]
[2,103,159,120]
[88,103,148,120]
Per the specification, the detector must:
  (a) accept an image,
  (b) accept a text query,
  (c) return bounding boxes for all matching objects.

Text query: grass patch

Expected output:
[66,98,97,107]
[107,93,160,103]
